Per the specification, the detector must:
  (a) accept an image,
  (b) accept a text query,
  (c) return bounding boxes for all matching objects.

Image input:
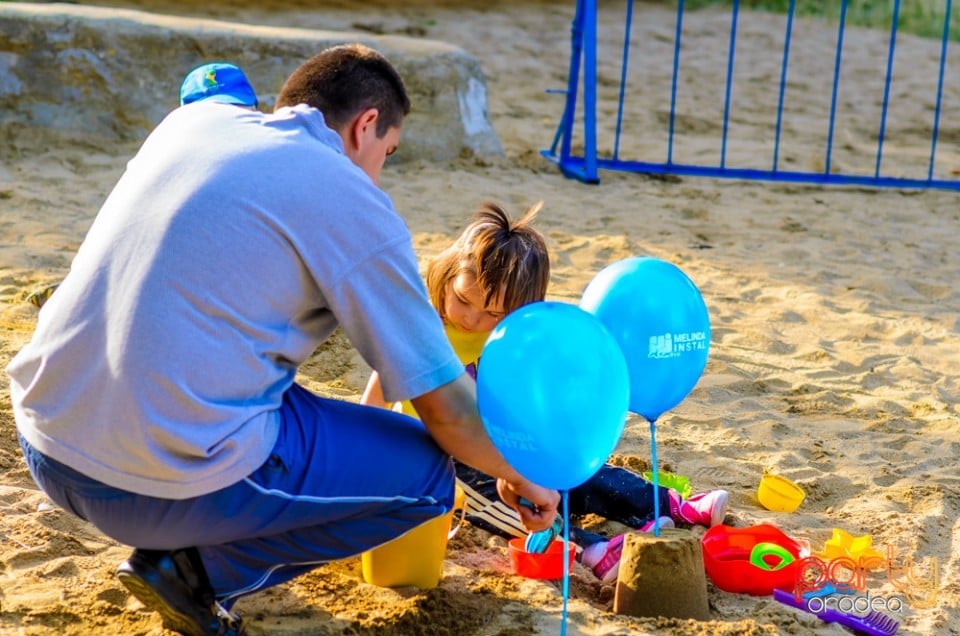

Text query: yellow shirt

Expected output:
[398,323,489,418]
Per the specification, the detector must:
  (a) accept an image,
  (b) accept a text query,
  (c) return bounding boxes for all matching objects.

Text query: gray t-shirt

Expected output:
[8,103,462,499]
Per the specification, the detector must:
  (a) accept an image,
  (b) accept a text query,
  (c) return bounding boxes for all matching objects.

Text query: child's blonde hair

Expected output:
[426,201,549,323]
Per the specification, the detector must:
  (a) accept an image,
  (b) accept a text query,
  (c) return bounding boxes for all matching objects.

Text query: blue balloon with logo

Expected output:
[477,301,630,491]
[580,257,710,421]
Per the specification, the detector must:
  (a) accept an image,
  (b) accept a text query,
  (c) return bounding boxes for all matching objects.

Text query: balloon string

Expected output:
[561,489,569,636]
[650,419,660,537]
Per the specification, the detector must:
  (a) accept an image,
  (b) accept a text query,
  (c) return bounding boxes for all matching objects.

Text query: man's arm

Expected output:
[411,373,560,532]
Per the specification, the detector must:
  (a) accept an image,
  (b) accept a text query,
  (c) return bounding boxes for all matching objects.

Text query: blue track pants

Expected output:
[19,383,455,605]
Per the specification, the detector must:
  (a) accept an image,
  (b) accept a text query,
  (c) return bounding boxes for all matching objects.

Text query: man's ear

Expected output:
[348,108,380,151]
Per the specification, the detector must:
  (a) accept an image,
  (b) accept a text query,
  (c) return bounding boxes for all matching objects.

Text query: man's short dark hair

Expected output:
[276,44,411,137]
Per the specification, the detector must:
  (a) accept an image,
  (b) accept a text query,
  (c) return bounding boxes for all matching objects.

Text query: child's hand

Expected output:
[496,478,560,533]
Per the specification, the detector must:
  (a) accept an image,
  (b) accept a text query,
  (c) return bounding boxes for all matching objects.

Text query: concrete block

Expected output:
[0,2,502,161]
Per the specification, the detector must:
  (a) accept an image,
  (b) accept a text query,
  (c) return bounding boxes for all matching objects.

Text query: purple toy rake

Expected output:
[774,588,899,636]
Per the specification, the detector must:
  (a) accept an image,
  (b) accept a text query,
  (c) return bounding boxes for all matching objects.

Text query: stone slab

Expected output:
[0,2,503,161]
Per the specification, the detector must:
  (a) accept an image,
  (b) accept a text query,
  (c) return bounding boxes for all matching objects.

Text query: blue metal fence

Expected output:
[542,0,959,190]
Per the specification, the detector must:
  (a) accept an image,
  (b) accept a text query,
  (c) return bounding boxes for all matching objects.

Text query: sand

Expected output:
[1,0,959,634]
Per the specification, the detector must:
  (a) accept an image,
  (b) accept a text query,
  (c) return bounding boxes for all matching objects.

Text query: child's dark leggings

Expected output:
[455,462,673,548]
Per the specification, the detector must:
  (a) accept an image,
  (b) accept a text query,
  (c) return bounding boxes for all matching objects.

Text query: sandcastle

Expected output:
[613,528,711,620]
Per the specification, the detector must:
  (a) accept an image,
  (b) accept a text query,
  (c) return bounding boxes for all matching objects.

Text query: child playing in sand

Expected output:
[361,201,729,583]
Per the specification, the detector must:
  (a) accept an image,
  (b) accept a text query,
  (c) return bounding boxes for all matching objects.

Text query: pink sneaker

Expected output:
[587,517,680,583]
[673,489,729,527]
[638,516,675,533]
[590,534,624,584]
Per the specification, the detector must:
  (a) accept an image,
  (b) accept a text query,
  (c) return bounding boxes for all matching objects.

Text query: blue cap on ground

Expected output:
[179,63,258,108]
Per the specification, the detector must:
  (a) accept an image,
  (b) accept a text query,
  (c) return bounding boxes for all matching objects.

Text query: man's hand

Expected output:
[412,375,561,532]
[496,478,560,532]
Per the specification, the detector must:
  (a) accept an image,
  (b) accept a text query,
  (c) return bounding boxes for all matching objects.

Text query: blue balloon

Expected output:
[580,257,710,421]
[477,301,630,491]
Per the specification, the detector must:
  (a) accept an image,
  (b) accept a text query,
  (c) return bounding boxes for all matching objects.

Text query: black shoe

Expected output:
[117,548,245,636]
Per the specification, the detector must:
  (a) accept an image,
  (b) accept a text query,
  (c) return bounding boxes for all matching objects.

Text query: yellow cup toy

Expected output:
[361,485,466,589]
[757,474,805,513]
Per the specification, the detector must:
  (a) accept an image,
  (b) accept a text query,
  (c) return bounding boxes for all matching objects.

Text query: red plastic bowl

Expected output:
[701,524,803,595]
[508,538,577,579]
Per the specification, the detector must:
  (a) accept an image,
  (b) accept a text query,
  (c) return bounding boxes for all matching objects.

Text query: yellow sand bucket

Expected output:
[361,485,466,588]
[757,474,806,513]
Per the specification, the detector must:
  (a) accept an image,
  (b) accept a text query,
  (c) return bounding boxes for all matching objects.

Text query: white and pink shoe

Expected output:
[583,517,675,583]
[670,489,729,527]
[586,534,625,583]
[638,515,675,533]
